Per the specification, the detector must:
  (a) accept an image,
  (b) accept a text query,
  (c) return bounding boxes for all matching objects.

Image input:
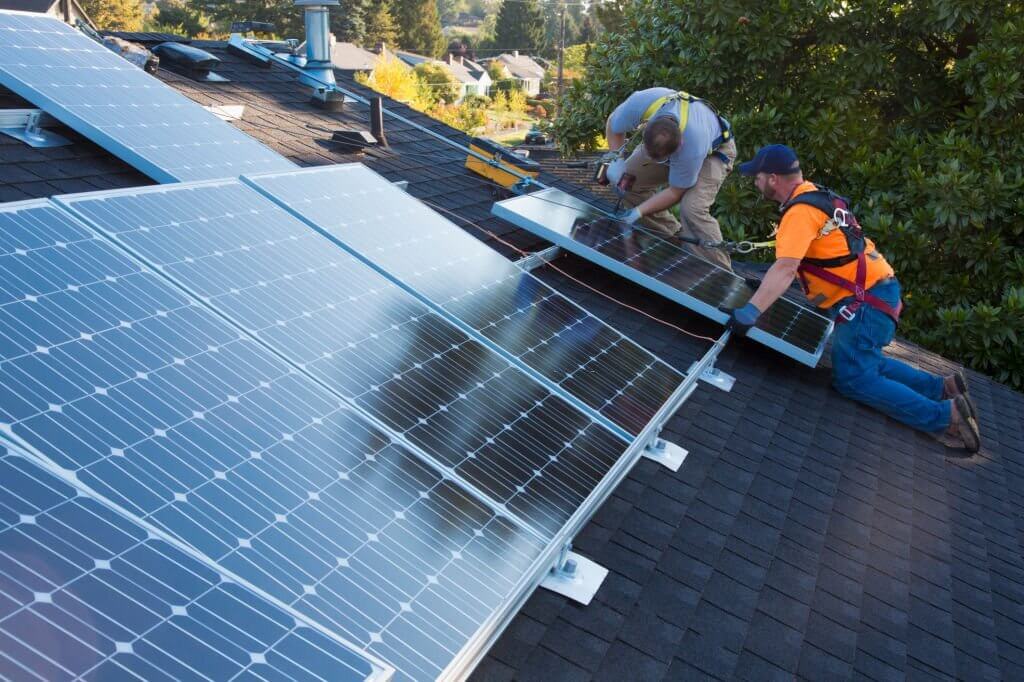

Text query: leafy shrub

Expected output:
[554,0,1024,388]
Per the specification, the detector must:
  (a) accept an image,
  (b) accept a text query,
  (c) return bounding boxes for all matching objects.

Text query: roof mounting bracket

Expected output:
[643,438,688,471]
[691,361,735,392]
[0,109,70,148]
[540,543,607,605]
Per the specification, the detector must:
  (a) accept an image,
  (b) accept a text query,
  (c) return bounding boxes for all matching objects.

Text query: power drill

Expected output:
[594,162,636,195]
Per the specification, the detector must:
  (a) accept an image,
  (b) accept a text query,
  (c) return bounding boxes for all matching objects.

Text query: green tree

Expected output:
[206,0,303,40]
[81,0,143,30]
[149,0,210,37]
[332,0,369,43]
[413,61,460,105]
[363,0,398,47]
[493,0,543,54]
[393,0,445,57]
[555,0,1024,389]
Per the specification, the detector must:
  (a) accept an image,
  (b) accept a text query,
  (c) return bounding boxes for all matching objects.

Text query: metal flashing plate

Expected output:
[0,9,294,182]
[492,187,833,367]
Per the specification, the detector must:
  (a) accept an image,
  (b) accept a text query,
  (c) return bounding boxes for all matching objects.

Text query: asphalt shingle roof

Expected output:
[3,34,1024,681]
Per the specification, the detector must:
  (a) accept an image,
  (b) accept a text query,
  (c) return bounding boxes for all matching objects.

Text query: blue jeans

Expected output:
[829,279,951,433]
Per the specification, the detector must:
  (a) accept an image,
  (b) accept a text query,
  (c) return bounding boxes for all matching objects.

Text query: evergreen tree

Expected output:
[393,0,445,57]
[493,0,543,54]
[332,0,368,43]
[206,0,304,40]
[81,0,143,31]
[363,0,398,48]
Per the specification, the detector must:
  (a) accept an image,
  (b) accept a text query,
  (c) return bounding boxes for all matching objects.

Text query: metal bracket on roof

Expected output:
[643,438,688,472]
[540,543,607,605]
[690,361,735,392]
[513,245,561,271]
[0,109,71,148]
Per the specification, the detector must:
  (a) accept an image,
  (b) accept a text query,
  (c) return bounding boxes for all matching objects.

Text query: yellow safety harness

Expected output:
[641,90,733,150]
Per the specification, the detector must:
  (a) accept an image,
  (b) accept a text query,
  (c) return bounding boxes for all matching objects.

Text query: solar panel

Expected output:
[0,199,556,680]
[242,164,688,437]
[0,448,383,682]
[491,188,835,368]
[0,10,294,183]
[58,181,631,542]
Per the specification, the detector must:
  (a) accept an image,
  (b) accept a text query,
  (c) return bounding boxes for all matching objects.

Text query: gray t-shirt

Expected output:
[608,87,724,189]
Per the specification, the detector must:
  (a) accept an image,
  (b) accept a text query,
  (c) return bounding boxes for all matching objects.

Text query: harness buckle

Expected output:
[838,305,856,322]
[833,208,851,228]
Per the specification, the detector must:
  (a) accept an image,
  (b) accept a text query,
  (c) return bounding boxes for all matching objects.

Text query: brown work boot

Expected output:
[947,396,981,454]
[942,370,977,421]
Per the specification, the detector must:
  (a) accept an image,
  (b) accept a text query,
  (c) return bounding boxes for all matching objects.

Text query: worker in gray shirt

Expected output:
[604,87,737,269]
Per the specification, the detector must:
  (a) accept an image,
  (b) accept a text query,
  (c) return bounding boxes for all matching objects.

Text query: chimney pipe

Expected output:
[294,0,343,109]
[371,97,387,147]
[512,50,519,58]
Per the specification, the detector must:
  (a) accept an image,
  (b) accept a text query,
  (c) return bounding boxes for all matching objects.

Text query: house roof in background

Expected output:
[331,40,386,72]
[2,32,1024,682]
[491,51,546,80]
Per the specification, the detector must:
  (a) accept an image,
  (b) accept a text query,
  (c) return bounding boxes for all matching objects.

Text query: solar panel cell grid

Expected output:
[491,188,834,367]
[243,164,686,437]
[0,450,378,681]
[60,181,629,541]
[0,200,549,681]
[0,10,294,183]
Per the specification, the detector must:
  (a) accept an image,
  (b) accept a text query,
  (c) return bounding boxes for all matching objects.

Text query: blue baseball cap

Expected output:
[737,144,800,176]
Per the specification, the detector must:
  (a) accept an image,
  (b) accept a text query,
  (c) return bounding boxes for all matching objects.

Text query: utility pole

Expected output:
[556,2,566,118]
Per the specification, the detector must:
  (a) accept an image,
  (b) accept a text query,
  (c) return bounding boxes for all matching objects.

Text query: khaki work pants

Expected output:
[621,138,736,270]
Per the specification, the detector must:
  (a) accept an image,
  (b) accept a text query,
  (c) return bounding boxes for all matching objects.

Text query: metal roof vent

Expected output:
[152,43,228,82]
[330,129,377,152]
[295,0,344,111]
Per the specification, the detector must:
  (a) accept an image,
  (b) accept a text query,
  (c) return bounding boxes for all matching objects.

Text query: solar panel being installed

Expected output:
[491,188,834,368]
[0,448,383,682]
[0,199,552,681]
[0,9,294,183]
[242,164,689,437]
[58,180,631,542]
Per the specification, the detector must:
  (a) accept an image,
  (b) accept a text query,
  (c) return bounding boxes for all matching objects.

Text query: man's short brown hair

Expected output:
[643,117,682,159]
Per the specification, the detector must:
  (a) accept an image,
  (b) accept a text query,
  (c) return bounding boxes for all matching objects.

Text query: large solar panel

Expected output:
[242,164,688,437]
[492,188,834,367]
[0,10,294,183]
[58,181,632,542]
[0,198,557,681]
[0,448,383,681]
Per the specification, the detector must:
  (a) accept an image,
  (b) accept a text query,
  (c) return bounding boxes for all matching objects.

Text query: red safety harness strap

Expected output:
[799,255,903,324]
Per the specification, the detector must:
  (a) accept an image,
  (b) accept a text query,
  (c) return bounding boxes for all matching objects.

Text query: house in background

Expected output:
[0,0,92,26]
[483,50,546,96]
[395,49,491,102]
[330,40,408,77]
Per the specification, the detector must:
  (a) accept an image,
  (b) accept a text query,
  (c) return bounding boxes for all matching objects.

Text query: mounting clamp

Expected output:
[689,360,735,392]
[540,543,607,605]
[642,437,688,471]
[0,109,70,148]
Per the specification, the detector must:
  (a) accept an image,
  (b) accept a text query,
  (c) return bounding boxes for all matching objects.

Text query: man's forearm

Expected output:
[749,258,800,312]
[637,187,685,216]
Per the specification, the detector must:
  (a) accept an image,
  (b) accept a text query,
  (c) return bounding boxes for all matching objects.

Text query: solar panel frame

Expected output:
[491,188,835,368]
[0,197,580,681]
[0,9,295,183]
[0,445,389,682]
[239,164,690,440]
